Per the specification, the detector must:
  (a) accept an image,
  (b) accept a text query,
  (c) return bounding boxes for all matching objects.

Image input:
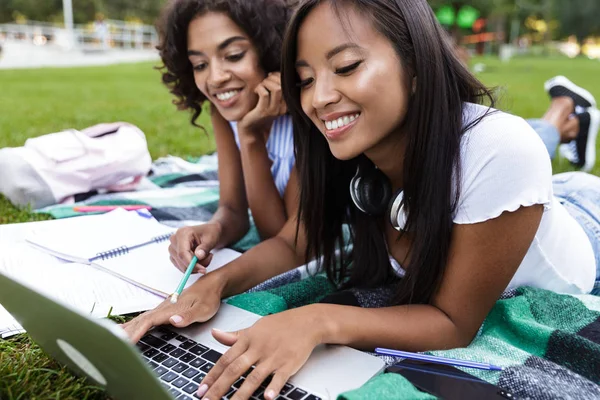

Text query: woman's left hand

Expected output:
[196,305,324,400]
[236,72,287,136]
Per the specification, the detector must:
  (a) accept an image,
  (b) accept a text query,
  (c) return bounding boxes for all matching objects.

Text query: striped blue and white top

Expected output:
[229,114,295,198]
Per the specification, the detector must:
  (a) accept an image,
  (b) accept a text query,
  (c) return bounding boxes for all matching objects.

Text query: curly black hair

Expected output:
[156,0,294,127]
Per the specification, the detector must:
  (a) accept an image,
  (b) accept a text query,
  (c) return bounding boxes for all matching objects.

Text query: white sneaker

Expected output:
[544,76,596,109]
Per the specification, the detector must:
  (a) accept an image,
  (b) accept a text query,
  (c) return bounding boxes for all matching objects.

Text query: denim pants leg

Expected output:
[528,119,560,160]
[553,172,600,295]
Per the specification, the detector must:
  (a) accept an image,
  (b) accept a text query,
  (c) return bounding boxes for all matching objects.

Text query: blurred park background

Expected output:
[0,0,600,398]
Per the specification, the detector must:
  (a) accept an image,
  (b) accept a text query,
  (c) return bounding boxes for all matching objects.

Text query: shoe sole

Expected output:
[544,76,597,109]
[558,143,576,163]
[582,109,600,172]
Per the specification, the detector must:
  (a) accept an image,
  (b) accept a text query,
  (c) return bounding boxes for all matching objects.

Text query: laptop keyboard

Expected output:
[138,326,322,400]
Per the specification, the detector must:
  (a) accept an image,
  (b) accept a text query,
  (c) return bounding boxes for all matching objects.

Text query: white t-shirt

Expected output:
[391,103,596,294]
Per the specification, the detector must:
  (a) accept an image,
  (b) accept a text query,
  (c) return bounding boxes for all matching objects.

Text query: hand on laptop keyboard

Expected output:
[196,307,323,400]
[121,274,225,343]
[139,326,322,400]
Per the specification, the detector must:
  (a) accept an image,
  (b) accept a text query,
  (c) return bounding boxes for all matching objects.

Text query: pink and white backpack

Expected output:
[0,122,152,208]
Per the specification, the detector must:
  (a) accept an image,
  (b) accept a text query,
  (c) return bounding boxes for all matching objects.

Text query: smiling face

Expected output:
[187,12,266,122]
[295,2,411,161]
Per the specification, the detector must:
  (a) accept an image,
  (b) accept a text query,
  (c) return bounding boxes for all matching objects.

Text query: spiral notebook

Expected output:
[25,209,240,297]
[0,242,164,338]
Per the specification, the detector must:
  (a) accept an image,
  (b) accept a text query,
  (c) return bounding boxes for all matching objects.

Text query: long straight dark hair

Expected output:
[282,0,495,305]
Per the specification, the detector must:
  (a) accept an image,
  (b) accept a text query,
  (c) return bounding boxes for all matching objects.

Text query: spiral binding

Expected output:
[92,233,172,261]
[95,246,129,260]
[152,233,172,243]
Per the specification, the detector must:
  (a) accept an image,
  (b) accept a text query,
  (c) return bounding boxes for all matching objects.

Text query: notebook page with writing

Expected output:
[0,243,163,337]
[95,241,241,297]
[25,209,175,263]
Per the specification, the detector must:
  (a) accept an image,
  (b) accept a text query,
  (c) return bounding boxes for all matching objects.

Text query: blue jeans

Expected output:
[528,119,600,294]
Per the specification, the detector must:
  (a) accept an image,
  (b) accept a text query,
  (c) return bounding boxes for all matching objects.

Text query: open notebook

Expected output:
[25,209,240,297]
[0,242,164,338]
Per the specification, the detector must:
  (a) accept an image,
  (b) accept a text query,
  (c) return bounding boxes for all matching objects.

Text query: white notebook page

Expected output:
[25,209,175,263]
[97,241,241,296]
[0,243,163,338]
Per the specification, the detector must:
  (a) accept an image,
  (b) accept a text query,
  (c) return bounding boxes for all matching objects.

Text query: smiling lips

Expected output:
[321,112,361,139]
[213,88,242,107]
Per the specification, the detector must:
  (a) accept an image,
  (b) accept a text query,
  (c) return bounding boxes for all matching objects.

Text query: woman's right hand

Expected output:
[122,275,225,343]
[168,222,223,274]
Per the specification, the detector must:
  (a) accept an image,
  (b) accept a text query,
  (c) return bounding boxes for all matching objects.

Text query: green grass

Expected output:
[1,55,599,399]
[0,62,215,159]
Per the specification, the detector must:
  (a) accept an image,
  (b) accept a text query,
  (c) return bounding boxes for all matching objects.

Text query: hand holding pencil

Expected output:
[168,223,222,275]
[122,272,225,343]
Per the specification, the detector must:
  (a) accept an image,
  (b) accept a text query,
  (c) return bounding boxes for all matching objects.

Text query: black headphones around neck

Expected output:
[349,165,408,231]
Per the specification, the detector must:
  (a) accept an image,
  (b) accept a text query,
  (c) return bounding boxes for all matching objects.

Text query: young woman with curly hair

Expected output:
[157,0,298,274]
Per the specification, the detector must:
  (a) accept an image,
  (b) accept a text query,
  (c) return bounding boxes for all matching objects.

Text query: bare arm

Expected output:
[312,205,544,351]
[236,129,287,240]
[211,168,304,297]
[210,107,250,248]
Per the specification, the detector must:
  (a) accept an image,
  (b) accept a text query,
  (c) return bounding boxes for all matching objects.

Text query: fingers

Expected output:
[199,339,252,399]
[263,370,292,400]
[261,75,284,116]
[169,228,196,271]
[254,84,271,113]
[169,225,219,273]
[195,252,213,269]
[122,288,218,342]
[212,328,240,347]
[121,315,153,344]
[169,254,184,273]
[200,329,289,400]
[233,365,273,400]
[121,307,167,343]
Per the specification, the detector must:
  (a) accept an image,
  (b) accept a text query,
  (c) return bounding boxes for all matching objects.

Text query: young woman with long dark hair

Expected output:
[124,1,600,399]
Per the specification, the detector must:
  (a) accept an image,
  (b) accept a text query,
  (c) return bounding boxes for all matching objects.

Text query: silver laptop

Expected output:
[0,272,385,400]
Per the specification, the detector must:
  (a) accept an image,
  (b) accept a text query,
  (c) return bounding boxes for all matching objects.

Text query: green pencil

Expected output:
[170,255,198,304]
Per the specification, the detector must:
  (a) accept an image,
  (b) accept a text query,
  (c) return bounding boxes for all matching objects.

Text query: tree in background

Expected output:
[1,0,599,42]
[553,0,600,43]
[430,0,599,45]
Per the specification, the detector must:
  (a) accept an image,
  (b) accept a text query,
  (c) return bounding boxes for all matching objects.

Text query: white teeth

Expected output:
[216,90,239,101]
[324,113,360,130]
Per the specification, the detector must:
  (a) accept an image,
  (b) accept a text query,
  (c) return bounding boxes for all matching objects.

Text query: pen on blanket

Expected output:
[73,205,152,212]
[375,348,504,371]
[170,255,199,304]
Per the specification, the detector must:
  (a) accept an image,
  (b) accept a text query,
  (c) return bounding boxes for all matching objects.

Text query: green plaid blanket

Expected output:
[230,279,600,399]
[36,157,600,399]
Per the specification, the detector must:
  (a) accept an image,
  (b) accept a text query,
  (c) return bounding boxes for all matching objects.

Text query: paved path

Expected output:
[0,41,159,69]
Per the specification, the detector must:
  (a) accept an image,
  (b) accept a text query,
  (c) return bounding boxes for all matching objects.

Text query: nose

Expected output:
[207,61,231,87]
[311,75,341,110]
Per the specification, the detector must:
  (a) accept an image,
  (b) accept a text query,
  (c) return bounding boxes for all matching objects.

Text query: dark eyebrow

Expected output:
[187,36,248,57]
[295,43,362,68]
[295,60,309,68]
[326,43,361,60]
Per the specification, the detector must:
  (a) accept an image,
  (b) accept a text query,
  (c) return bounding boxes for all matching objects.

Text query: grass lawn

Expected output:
[1,55,599,399]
